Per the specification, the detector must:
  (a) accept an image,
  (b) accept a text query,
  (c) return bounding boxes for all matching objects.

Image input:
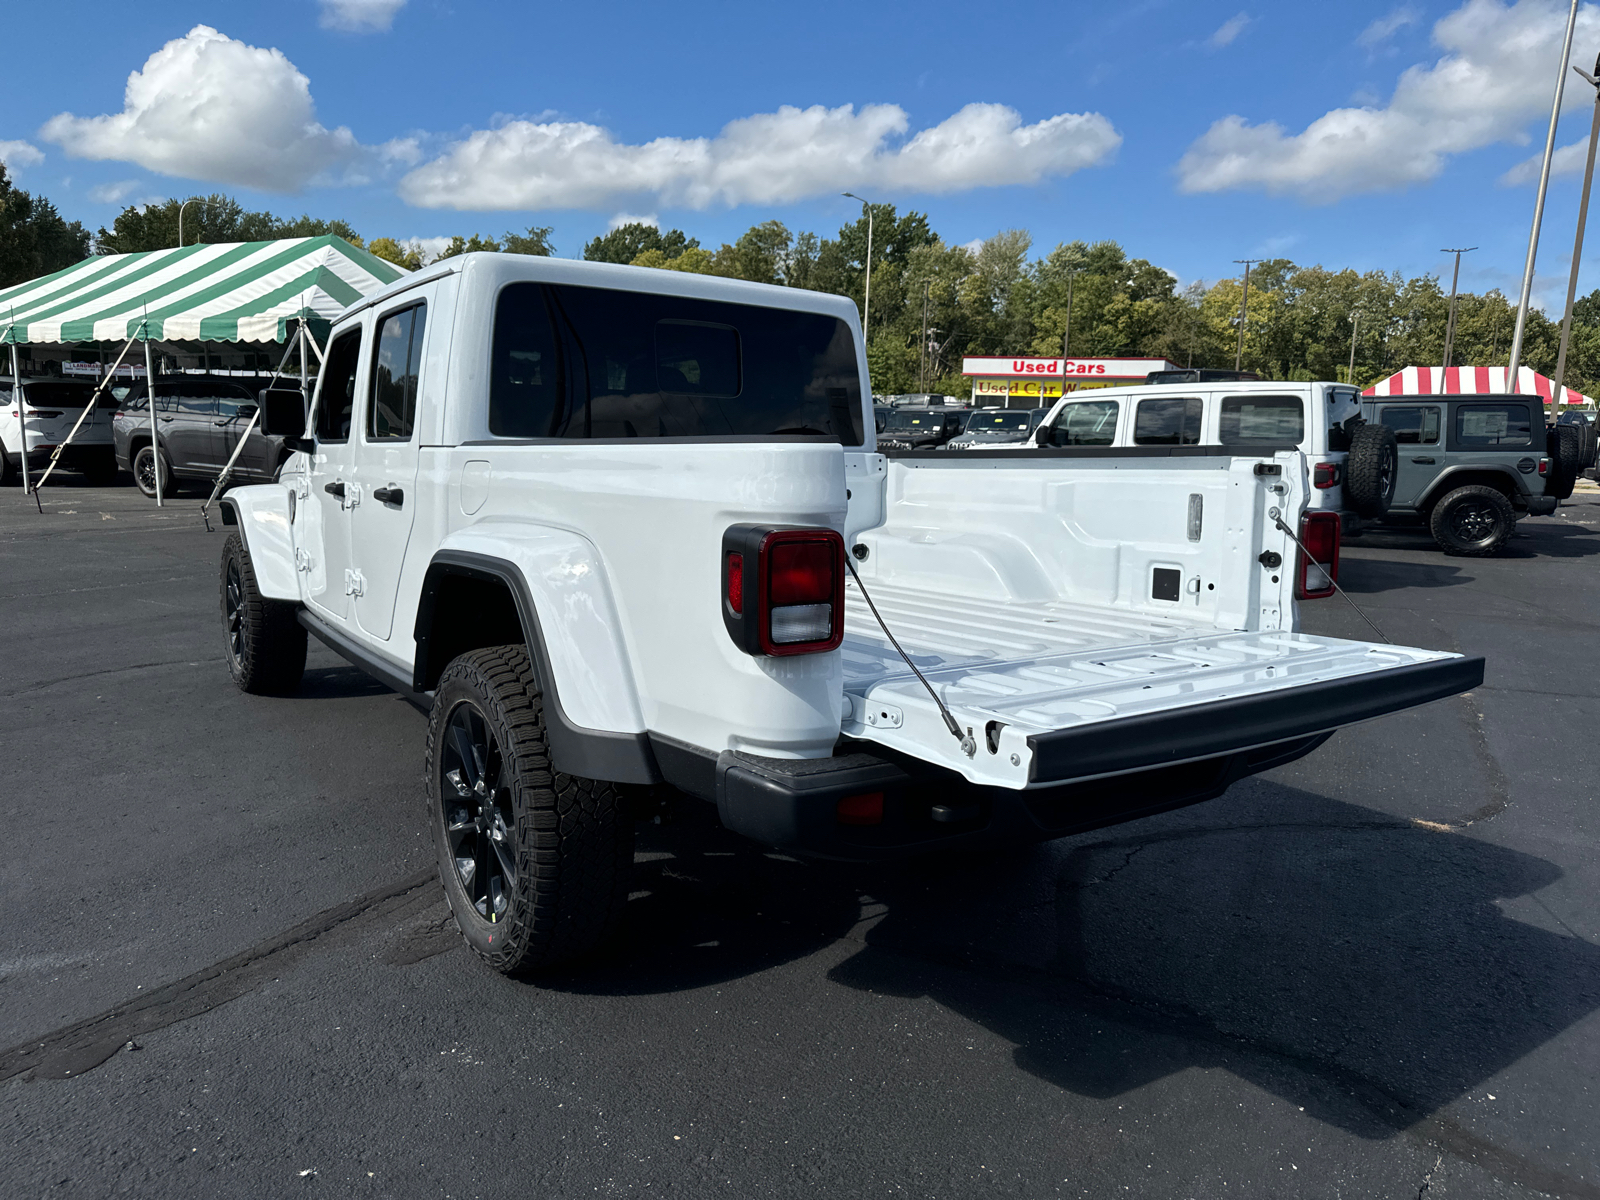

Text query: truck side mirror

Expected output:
[1034,423,1053,446]
[260,388,309,447]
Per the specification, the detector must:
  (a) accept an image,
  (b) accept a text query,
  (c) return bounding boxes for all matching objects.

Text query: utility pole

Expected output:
[1061,268,1076,360]
[1233,260,1260,371]
[1555,53,1600,404]
[842,193,875,338]
[1438,247,1477,393]
[1508,0,1581,390]
[1348,311,1361,385]
[918,279,931,392]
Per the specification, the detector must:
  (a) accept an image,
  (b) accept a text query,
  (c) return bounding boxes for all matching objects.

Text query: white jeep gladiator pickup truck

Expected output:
[218,254,1483,975]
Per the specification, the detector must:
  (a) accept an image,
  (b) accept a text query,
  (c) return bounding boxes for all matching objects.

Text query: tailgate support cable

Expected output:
[844,555,978,757]
[1271,514,1392,644]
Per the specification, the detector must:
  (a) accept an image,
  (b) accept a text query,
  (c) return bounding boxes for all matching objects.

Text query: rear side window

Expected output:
[1134,397,1202,445]
[1049,400,1119,446]
[1219,396,1303,445]
[1380,405,1441,445]
[1455,403,1532,447]
[368,302,426,441]
[315,329,363,443]
[489,282,863,443]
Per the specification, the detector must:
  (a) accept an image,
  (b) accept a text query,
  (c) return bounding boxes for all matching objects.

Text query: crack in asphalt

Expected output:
[0,869,438,1084]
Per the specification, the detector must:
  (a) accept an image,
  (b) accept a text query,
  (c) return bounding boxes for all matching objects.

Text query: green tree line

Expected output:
[5,177,1598,396]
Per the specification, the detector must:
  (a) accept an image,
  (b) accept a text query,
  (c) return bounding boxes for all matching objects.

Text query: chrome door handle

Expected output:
[323,481,345,498]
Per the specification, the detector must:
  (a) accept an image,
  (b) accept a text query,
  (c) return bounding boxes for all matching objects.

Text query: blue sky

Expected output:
[4,1,1600,308]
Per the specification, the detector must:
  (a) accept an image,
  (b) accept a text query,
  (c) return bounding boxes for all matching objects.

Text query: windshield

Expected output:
[883,410,953,432]
[964,410,1033,432]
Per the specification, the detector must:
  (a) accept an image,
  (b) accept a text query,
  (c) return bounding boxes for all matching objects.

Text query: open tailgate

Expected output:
[841,581,1482,790]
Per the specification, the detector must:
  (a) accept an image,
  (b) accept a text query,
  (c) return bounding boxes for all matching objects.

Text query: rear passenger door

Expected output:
[214,385,274,478]
[161,387,216,472]
[349,295,428,641]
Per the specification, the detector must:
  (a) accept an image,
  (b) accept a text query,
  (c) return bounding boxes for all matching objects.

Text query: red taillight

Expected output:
[726,552,744,615]
[1296,511,1340,600]
[1313,461,1340,489]
[721,525,846,657]
[1538,457,1550,476]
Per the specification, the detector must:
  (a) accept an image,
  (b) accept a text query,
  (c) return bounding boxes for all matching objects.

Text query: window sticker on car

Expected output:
[1455,403,1530,447]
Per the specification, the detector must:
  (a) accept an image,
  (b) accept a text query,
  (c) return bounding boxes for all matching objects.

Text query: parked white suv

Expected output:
[1,375,119,485]
[218,255,1478,976]
[978,376,1398,529]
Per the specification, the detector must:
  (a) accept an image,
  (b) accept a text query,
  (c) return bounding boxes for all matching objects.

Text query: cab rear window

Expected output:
[490,283,863,444]
[1219,396,1303,445]
[1454,403,1532,447]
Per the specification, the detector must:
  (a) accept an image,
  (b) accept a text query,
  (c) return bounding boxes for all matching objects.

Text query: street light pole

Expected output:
[1348,311,1361,385]
[177,198,197,249]
[1062,268,1076,360]
[1555,54,1600,404]
[1508,0,1581,390]
[1438,246,1477,393]
[918,279,931,392]
[842,193,875,338]
[1233,259,1260,371]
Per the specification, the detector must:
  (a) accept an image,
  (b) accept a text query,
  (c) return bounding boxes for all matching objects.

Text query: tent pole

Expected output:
[299,320,310,425]
[34,335,138,491]
[143,332,162,507]
[9,340,27,496]
[201,325,306,525]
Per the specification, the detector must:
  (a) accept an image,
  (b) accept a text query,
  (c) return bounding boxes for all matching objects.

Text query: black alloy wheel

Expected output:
[439,702,516,925]
[133,444,167,498]
[224,556,249,670]
[1429,484,1514,556]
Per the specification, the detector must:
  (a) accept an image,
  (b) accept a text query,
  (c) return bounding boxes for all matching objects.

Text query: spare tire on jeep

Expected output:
[1345,423,1399,518]
[1547,423,1581,500]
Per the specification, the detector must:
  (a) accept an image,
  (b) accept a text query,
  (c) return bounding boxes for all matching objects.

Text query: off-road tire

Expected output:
[1580,421,1599,471]
[1345,423,1399,518]
[1429,485,1515,557]
[220,533,307,694]
[133,443,172,499]
[425,645,634,976]
[1547,424,1581,500]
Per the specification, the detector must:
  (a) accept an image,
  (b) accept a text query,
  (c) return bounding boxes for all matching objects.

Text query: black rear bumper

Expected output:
[710,655,1484,861]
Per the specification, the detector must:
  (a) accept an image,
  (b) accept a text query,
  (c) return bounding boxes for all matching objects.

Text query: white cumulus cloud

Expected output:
[1209,13,1252,48]
[87,179,141,204]
[319,0,406,31]
[1358,5,1422,48]
[609,212,659,230]
[40,25,362,192]
[1177,0,1600,202]
[0,140,44,170]
[398,101,1121,211]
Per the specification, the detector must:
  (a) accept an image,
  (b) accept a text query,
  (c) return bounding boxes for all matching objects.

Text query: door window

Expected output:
[1134,397,1202,445]
[1219,396,1303,445]
[1048,400,1119,446]
[315,329,363,443]
[1379,405,1441,445]
[367,303,426,441]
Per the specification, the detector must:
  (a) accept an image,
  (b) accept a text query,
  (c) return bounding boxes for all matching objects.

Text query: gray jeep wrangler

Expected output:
[1360,394,1568,556]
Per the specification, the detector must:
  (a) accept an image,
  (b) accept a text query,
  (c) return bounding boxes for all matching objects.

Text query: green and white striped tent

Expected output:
[0,234,406,345]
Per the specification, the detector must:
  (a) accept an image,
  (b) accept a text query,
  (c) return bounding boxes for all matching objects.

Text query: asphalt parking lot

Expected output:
[1,476,1597,1199]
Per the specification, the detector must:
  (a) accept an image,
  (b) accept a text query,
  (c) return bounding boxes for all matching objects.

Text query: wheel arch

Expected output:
[218,485,299,600]
[1416,467,1524,513]
[415,545,658,785]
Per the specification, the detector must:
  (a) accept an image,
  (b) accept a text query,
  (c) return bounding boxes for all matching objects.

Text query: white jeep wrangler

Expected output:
[219,254,1482,975]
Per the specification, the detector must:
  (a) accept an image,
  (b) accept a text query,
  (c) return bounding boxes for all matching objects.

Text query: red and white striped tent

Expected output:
[1362,365,1591,407]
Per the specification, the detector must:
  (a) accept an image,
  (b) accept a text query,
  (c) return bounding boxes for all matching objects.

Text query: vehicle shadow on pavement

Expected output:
[295,664,394,700]
[549,787,1599,1144]
[1354,520,1600,562]
[1336,555,1472,594]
